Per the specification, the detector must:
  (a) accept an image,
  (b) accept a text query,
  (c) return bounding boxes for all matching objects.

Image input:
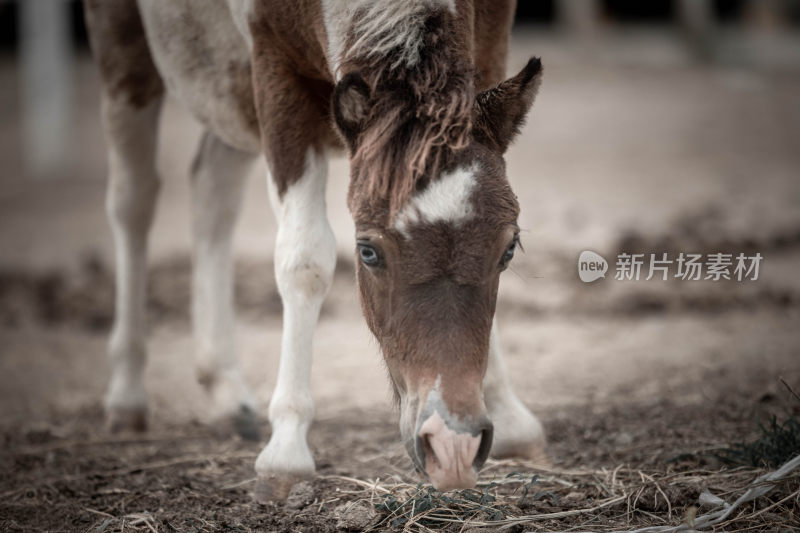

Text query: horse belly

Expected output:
[137,0,260,153]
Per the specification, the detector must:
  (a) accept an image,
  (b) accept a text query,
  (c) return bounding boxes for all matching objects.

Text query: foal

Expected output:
[85,0,545,500]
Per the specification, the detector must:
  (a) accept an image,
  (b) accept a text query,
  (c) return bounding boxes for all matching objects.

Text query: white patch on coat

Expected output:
[322,0,456,79]
[256,148,337,478]
[394,164,478,236]
[137,0,260,153]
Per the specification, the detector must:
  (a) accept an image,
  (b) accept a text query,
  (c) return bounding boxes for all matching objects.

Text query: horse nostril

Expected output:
[422,434,435,466]
[473,424,493,470]
[414,434,430,472]
[416,418,493,475]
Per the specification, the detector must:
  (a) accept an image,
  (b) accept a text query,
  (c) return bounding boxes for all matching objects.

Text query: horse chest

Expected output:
[137,0,261,153]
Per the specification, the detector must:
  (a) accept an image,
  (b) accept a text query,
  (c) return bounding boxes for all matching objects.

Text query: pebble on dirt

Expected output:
[285,481,316,510]
[334,500,378,530]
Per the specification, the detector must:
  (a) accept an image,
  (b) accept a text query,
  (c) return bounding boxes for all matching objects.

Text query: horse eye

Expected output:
[500,237,519,267]
[358,243,381,267]
[503,244,516,263]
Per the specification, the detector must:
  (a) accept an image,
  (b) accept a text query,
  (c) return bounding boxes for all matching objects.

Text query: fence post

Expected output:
[677,0,715,60]
[743,0,788,31]
[20,0,73,179]
[556,0,600,37]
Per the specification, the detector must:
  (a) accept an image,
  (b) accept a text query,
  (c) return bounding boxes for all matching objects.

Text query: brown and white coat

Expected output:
[84,0,545,499]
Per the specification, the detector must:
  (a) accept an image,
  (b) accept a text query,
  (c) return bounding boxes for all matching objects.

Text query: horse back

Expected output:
[86,0,517,155]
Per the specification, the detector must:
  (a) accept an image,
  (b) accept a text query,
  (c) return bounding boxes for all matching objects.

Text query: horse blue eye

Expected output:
[358,243,380,266]
[501,238,518,267]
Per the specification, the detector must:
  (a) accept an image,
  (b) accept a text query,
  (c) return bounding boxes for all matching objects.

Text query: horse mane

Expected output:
[344,4,474,222]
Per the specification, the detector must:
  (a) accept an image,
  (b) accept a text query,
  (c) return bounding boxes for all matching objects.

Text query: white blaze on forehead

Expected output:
[322,0,456,79]
[394,164,479,236]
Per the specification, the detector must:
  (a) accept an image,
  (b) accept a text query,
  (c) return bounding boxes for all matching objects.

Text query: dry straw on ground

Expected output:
[2,405,798,531]
[322,454,800,532]
[3,438,799,531]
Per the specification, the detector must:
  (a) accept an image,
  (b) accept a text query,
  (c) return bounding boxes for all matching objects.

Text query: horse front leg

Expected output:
[484,321,547,461]
[190,132,260,440]
[254,147,336,502]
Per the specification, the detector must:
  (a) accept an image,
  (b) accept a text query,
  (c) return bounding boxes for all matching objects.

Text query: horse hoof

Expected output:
[253,473,310,504]
[233,405,261,441]
[107,406,148,433]
[209,405,262,441]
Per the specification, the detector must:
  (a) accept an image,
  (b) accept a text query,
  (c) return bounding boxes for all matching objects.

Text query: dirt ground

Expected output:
[1,29,800,531]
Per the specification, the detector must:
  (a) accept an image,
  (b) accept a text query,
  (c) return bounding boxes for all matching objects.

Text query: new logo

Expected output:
[578,250,608,283]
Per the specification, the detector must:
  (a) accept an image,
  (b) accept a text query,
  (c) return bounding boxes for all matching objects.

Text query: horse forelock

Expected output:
[342,0,456,71]
[344,4,475,224]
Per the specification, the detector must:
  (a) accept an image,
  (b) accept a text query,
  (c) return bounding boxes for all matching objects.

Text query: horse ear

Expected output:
[473,57,542,153]
[332,72,371,149]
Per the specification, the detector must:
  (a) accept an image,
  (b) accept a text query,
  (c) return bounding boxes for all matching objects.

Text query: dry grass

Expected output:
[3,402,798,532]
[320,455,800,532]
[10,455,797,532]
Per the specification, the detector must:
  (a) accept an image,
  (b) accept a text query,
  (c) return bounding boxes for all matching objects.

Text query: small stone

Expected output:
[564,491,587,502]
[285,481,315,510]
[334,501,378,530]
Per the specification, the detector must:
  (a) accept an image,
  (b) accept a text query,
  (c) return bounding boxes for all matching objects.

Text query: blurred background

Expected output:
[1,0,799,443]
